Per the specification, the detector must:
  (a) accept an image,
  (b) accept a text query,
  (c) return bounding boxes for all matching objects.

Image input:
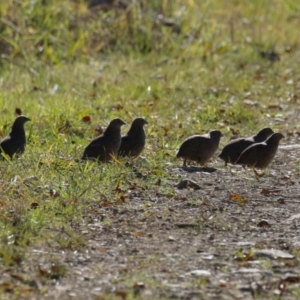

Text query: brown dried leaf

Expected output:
[38,266,51,278]
[155,179,161,186]
[134,231,145,237]
[15,108,22,115]
[267,104,282,110]
[10,273,25,282]
[95,125,104,135]
[176,179,200,190]
[230,194,243,200]
[260,188,281,195]
[115,290,127,299]
[50,264,67,279]
[101,200,112,207]
[229,194,247,205]
[110,104,123,110]
[115,181,121,192]
[163,126,170,135]
[49,189,59,198]
[82,115,91,123]
[30,202,39,209]
[281,274,300,284]
[119,195,126,203]
[133,281,145,295]
[257,220,271,228]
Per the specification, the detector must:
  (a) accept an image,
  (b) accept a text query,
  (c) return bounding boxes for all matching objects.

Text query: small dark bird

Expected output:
[218,127,274,166]
[0,115,31,159]
[82,118,125,162]
[235,132,285,175]
[118,117,148,158]
[176,130,223,167]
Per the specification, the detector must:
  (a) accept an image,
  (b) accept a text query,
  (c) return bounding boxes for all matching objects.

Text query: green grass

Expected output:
[0,0,300,298]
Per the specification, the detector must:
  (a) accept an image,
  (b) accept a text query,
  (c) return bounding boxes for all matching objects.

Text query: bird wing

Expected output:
[177,136,210,157]
[0,135,26,158]
[82,136,106,159]
[237,143,265,165]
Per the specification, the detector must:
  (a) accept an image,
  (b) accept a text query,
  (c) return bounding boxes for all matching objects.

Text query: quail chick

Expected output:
[176,130,223,167]
[0,115,31,159]
[118,117,148,158]
[218,127,274,166]
[235,132,284,174]
[82,118,125,162]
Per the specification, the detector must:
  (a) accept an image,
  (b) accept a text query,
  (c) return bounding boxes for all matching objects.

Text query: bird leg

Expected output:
[253,168,265,177]
[183,159,187,167]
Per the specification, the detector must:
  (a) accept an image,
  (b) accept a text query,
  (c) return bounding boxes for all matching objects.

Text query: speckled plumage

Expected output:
[218,128,274,166]
[176,130,223,167]
[0,115,31,159]
[82,118,125,162]
[235,132,284,169]
[118,118,148,158]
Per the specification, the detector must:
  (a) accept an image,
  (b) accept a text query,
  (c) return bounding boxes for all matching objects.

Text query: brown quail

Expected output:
[235,132,284,174]
[118,117,148,158]
[218,127,274,166]
[176,130,223,167]
[0,115,31,159]
[82,118,125,162]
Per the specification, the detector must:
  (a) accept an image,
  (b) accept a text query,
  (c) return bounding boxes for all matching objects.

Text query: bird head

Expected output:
[268,132,285,142]
[210,130,223,140]
[257,127,274,138]
[14,115,31,125]
[11,115,31,131]
[109,118,126,128]
[132,118,148,127]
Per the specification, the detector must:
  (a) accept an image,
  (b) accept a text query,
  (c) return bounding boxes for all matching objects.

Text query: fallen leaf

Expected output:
[229,194,247,204]
[134,232,144,237]
[175,223,198,228]
[133,281,145,288]
[176,179,200,190]
[38,266,51,278]
[49,189,59,198]
[82,116,91,123]
[260,188,281,195]
[257,220,271,227]
[110,104,123,110]
[15,108,22,115]
[281,274,300,284]
[50,264,67,279]
[95,125,104,135]
[101,200,112,207]
[267,104,282,110]
[30,202,39,209]
[115,290,127,299]
[10,273,25,282]
[155,179,161,186]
